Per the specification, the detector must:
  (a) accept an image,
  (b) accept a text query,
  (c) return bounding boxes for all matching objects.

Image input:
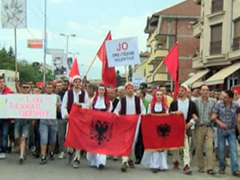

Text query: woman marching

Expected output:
[87,84,112,170]
[141,88,169,173]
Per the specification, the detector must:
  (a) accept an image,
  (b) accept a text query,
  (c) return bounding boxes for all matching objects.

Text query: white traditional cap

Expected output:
[180,83,189,92]
[72,75,81,82]
[125,82,134,89]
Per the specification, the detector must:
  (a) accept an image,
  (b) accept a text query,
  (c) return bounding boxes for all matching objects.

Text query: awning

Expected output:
[205,62,240,85]
[183,69,209,86]
[192,81,205,89]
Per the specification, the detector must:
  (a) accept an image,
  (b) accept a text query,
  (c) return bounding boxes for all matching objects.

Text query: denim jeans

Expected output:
[0,120,10,153]
[39,122,58,145]
[218,132,239,172]
[58,119,67,152]
[14,120,31,139]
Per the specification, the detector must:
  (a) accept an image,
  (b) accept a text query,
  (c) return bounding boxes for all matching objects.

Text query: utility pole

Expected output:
[59,33,76,58]
[43,0,47,83]
[14,27,17,77]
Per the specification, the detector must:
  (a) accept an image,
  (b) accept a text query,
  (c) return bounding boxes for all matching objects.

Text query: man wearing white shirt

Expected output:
[61,75,88,168]
[169,84,198,175]
[114,82,146,172]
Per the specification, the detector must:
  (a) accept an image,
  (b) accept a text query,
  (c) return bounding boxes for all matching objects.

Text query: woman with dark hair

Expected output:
[86,84,112,170]
[141,88,169,173]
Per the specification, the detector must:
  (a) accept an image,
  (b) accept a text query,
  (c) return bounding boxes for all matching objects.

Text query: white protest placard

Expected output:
[106,37,141,67]
[6,94,57,119]
[0,96,7,118]
[132,77,146,89]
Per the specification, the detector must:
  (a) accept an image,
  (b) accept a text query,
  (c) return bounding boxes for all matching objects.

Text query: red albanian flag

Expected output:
[141,113,185,150]
[64,105,139,156]
[97,31,116,88]
[163,43,179,99]
[68,57,80,78]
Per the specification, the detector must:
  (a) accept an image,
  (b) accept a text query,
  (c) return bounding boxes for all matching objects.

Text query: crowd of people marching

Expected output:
[1,74,240,177]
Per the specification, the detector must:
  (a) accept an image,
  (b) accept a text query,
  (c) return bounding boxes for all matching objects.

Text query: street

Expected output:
[0,153,238,180]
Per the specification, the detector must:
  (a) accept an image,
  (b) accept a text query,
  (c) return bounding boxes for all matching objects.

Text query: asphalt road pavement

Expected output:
[0,153,238,180]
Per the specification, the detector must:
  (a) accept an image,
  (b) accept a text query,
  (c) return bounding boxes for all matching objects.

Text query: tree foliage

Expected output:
[0,47,54,83]
[0,47,16,71]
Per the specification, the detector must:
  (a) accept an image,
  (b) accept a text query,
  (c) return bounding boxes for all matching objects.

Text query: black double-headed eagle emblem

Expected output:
[90,120,113,145]
[157,123,171,137]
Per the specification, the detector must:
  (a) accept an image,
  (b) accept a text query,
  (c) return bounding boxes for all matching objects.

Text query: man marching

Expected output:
[114,82,146,172]
[61,75,88,168]
[169,84,198,175]
[39,82,61,164]
[0,76,13,159]
[194,85,216,175]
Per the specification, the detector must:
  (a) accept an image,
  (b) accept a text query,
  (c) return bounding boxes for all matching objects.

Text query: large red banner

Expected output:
[141,114,185,150]
[64,105,139,156]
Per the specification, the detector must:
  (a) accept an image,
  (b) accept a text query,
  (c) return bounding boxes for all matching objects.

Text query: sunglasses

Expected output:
[156,93,162,96]
[22,86,30,89]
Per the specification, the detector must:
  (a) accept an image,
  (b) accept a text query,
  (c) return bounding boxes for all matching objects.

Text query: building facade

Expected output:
[133,51,150,79]
[135,0,200,89]
[186,0,240,90]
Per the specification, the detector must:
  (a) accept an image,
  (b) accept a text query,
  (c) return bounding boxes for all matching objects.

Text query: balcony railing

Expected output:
[147,30,157,47]
[193,21,201,38]
[210,41,222,55]
[233,37,240,51]
[212,0,223,13]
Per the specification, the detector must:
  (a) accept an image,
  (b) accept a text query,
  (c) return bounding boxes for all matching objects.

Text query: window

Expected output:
[227,72,238,90]
[233,19,240,51]
[157,44,163,49]
[210,24,222,55]
[212,0,223,13]
[168,36,176,50]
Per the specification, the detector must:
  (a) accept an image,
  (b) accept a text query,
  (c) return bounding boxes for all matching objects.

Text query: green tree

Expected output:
[0,47,54,83]
[0,47,16,71]
[8,47,14,57]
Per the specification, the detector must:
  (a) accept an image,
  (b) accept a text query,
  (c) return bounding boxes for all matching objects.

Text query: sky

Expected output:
[0,0,182,79]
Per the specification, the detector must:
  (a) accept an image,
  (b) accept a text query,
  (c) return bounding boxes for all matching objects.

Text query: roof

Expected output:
[145,0,201,33]
[140,51,150,57]
[154,0,201,17]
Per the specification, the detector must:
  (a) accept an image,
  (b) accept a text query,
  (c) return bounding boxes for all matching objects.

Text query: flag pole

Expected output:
[84,55,97,77]
[43,0,47,83]
[152,60,164,77]
[14,27,18,77]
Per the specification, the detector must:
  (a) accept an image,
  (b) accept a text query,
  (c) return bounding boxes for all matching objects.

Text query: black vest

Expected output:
[152,104,166,114]
[119,96,141,115]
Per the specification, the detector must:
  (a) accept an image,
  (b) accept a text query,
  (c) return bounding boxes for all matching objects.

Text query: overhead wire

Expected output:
[27,1,64,48]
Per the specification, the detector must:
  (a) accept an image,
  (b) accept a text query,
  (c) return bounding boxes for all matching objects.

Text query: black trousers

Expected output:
[134,125,144,161]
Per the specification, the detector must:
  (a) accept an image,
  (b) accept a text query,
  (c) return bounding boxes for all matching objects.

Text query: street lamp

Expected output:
[59,33,76,57]
[69,52,80,57]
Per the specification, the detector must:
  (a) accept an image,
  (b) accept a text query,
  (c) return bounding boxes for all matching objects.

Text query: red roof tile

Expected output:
[140,51,150,57]
[154,0,200,17]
